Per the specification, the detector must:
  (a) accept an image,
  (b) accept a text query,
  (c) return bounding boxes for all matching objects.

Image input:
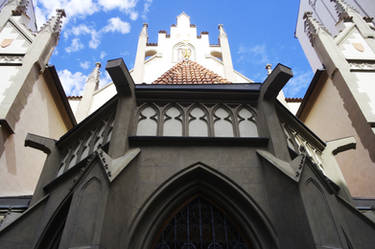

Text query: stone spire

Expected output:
[0,7,66,132]
[218,24,235,82]
[330,0,359,22]
[75,62,101,122]
[133,23,148,83]
[0,0,33,31]
[303,12,331,46]
[39,9,66,36]
[11,0,28,16]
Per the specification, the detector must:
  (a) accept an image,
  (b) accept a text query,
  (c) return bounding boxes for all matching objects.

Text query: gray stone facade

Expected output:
[0,59,374,248]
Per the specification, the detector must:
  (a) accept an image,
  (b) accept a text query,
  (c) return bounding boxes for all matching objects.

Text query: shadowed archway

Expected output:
[127,163,279,249]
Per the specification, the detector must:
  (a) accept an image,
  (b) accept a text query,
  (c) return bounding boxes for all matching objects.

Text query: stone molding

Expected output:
[348,60,375,71]
[0,54,23,64]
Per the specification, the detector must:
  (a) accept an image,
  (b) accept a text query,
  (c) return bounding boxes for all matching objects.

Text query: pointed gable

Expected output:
[152,59,231,84]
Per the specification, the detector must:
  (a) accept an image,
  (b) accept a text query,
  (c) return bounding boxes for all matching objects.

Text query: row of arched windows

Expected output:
[136,103,258,137]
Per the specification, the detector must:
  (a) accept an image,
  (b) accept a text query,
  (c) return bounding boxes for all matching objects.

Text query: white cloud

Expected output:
[58,69,88,96]
[130,11,139,21]
[283,70,313,97]
[64,24,101,49]
[100,51,107,59]
[98,0,138,12]
[35,0,99,28]
[102,17,131,34]
[80,61,90,69]
[65,38,84,53]
[142,0,153,19]
[70,24,93,36]
[63,18,130,51]
[237,44,269,64]
[35,0,141,28]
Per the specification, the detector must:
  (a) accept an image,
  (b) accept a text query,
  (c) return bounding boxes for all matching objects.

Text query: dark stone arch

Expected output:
[127,162,278,249]
[301,178,342,247]
[34,194,73,249]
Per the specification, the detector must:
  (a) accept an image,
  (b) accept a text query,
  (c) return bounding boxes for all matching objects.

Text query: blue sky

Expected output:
[34,0,314,97]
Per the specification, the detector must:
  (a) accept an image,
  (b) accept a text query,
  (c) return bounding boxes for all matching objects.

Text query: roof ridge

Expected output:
[153,59,231,84]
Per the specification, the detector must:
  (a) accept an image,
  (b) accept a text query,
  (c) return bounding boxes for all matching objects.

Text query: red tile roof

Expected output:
[152,59,231,84]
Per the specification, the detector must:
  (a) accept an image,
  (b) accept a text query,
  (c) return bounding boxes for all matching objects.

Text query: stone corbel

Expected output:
[260,64,293,101]
[97,148,141,183]
[25,133,56,154]
[257,149,306,182]
[105,58,135,96]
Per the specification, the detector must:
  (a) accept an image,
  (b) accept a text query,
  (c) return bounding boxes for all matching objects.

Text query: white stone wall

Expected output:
[296,0,375,71]
[0,75,69,196]
[139,13,251,83]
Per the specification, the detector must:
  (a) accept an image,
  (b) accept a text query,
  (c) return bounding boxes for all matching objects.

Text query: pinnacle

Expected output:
[39,9,66,35]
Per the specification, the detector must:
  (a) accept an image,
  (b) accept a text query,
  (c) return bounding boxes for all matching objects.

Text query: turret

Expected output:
[75,62,101,122]
[218,24,235,82]
[133,23,148,83]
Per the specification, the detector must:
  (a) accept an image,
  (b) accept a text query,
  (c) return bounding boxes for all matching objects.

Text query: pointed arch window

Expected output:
[137,105,158,136]
[153,197,251,249]
[214,107,234,137]
[163,106,183,136]
[237,107,258,137]
[188,106,208,136]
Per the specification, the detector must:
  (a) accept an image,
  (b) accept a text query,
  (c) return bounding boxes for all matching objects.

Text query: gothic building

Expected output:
[296,0,375,202]
[0,0,75,218]
[0,6,374,248]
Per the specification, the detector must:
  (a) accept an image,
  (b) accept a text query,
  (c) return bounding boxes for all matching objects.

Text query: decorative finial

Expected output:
[265,64,272,75]
[303,12,331,46]
[88,62,101,90]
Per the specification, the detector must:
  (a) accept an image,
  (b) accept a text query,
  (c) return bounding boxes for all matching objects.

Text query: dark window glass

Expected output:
[154,197,251,249]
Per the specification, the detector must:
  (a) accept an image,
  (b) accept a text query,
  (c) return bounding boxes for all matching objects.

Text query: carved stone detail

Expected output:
[136,102,258,138]
[348,60,375,71]
[0,55,23,64]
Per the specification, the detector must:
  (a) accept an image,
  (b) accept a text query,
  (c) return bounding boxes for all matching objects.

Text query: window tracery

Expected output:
[164,105,183,136]
[135,103,258,138]
[237,107,258,137]
[188,106,209,136]
[154,197,250,249]
[214,106,234,137]
[137,105,159,136]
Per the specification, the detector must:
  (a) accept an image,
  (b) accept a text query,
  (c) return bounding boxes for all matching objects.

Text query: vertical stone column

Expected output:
[75,62,101,122]
[133,23,148,83]
[218,24,235,82]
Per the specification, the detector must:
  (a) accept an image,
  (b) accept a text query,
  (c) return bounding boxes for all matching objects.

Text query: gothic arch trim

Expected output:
[126,162,278,249]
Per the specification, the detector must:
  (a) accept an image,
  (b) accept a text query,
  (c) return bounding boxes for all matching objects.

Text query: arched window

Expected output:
[237,108,258,137]
[189,106,208,136]
[163,106,183,136]
[214,107,234,137]
[153,197,250,249]
[137,105,158,136]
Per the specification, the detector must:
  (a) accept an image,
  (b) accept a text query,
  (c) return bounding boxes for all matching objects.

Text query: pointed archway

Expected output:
[127,163,278,249]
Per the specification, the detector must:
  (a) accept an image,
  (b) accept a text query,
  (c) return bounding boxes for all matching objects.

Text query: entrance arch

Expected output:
[127,163,278,249]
